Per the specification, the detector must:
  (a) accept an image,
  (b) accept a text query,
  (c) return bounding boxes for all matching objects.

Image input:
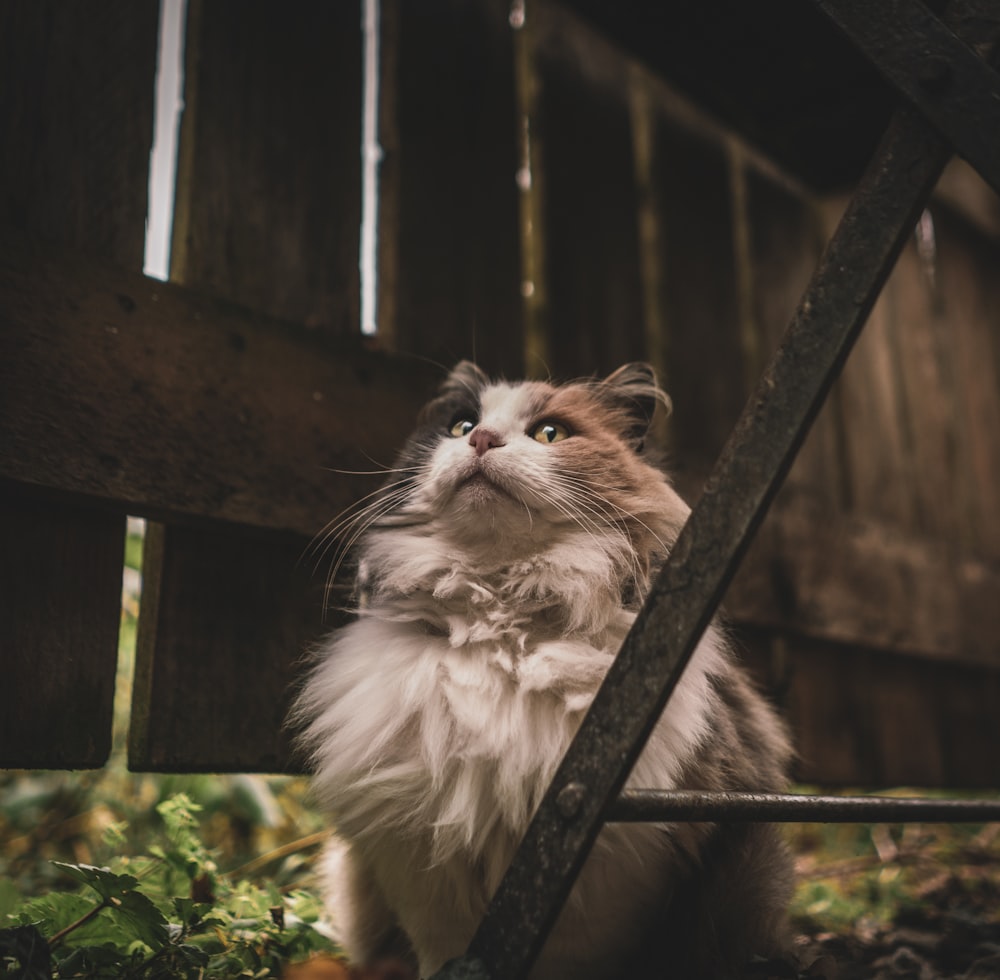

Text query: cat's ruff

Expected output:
[293,362,793,979]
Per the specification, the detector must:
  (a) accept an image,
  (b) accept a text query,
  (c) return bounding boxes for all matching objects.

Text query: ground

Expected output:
[779,819,1000,979]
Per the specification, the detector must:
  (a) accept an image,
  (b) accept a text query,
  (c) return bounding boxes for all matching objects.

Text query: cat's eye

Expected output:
[531,421,569,444]
[449,418,476,438]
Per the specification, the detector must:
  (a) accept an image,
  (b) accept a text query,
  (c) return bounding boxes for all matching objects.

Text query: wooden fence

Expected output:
[2,0,998,785]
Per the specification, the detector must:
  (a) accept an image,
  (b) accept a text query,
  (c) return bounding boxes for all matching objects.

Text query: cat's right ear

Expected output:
[438,360,490,401]
[602,362,672,449]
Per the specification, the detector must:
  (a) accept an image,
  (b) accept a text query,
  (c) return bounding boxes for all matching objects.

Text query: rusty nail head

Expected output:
[555,782,587,819]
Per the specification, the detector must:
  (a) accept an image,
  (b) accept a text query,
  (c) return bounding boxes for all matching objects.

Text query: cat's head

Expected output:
[384,361,683,556]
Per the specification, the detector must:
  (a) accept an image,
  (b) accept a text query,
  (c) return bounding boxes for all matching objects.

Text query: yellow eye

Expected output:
[531,421,569,444]
[449,419,476,437]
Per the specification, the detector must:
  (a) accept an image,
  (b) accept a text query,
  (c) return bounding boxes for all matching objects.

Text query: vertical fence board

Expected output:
[743,169,845,512]
[887,219,963,542]
[0,491,127,768]
[379,0,523,377]
[934,209,1000,555]
[131,525,324,772]
[0,0,158,767]
[837,283,919,525]
[742,631,999,787]
[170,1,363,333]
[647,113,740,492]
[131,0,362,771]
[533,5,645,379]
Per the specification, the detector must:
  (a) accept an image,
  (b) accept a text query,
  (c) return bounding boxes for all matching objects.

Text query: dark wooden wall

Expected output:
[2,0,998,785]
[491,2,1000,787]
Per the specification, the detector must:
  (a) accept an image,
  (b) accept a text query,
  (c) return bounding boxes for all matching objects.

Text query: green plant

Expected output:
[1,794,337,979]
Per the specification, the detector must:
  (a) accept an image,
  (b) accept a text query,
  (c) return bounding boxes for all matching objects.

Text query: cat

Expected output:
[292,361,794,979]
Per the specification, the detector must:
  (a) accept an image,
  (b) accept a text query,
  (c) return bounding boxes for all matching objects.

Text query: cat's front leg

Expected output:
[319,837,416,973]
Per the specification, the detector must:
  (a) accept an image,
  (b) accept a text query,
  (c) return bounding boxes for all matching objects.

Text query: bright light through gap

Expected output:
[361,0,382,335]
[144,0,187,281]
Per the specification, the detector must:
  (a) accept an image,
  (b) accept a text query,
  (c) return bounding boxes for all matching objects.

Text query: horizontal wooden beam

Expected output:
[729,499,1000,670]
[4,233,996,672]
[0,233,442,536]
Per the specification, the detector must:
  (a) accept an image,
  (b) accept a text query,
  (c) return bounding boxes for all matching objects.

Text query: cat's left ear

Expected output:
[601,362,671,450]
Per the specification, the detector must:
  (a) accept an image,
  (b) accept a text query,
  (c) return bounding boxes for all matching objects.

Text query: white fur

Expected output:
[295,381,731,977]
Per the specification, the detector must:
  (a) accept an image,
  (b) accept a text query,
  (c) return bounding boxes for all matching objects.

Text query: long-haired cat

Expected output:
[292,362,794,979]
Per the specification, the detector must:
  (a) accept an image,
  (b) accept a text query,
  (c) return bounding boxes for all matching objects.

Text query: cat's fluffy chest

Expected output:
[302,535,725,859]
[306,544,633,834]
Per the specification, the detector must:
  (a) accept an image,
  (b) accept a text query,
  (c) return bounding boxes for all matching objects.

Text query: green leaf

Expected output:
[49,862,169,952]
[52,862,139,901]
[113,889,170,951]
[13,893,96,936]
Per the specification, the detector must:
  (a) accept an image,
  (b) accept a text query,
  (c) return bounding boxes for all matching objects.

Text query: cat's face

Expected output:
[391,362,674,551]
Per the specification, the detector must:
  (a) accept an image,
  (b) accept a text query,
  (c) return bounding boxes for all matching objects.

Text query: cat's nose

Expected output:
[469,427,505,456]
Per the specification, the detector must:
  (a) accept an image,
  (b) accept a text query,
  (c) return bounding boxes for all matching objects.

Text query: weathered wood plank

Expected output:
[740,630,1000,788]
[378,0,523,376]
[0,0,158,768]
[645,95,741,494]
[0,489,125,768]
[0,1,157,262]
[131,1,385,771]
[729,501,1000,670]
[743,167,846,513]
[886,216,964,542]
[934,207,1000,554]
[170,0,363,333]
[0,236,439,537]
[820,196,921,528]
[533,4,646,378]
[130,523,331,772]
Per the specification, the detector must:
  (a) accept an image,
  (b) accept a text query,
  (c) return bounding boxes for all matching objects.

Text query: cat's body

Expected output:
[293,363,793,979]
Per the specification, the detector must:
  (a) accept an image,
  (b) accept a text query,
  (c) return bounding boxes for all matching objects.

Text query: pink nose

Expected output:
[469,427,505,457]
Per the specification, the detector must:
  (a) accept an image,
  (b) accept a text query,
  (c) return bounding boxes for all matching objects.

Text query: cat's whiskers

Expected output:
[546,477,651,589]
[321,487,423,615]
[554,474,671,555]
[520,484,618,562]
[305,476,418,571]
[306,472,430,616]
[323,483,420,571]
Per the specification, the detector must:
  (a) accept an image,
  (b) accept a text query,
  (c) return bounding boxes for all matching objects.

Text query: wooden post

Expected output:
[130,0,364,771]
[0,0,159,767]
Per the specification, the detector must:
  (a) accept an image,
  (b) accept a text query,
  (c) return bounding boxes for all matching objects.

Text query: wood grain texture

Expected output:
[882,234,961,541]
[836,268,922,527]
[0,0,158,262]
[729,501,1000,670]
[0,0,158,768]
[130,523,334,772]
[743,168,847,513]
[645,101,741,493]
[0,489,125,768]
[740,630,1000,788]
[933,208,1000,554]
[378,0,524,376]
[0,236,439,536]
[170,0,363,334]
[533,4,646,378]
